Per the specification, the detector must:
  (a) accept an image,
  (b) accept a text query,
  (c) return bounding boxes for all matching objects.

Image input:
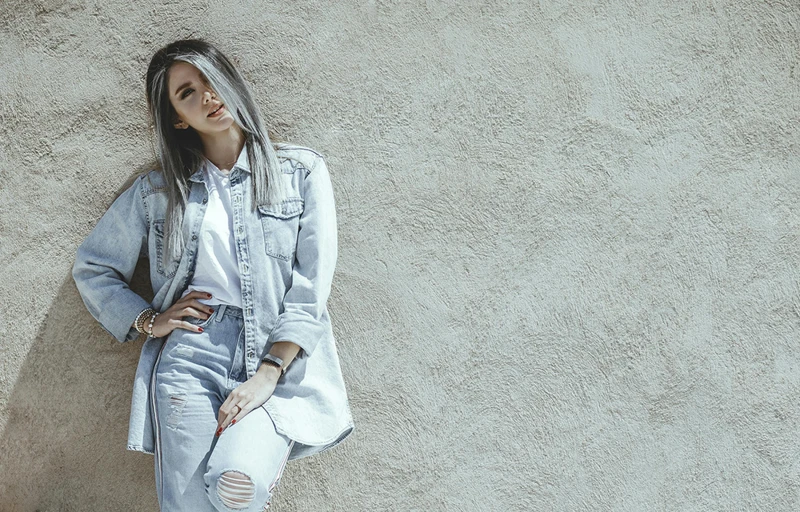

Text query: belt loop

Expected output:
[216,304,227,322]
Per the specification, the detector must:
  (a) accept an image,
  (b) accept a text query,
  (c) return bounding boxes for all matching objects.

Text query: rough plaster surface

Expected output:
[0,1,798,510]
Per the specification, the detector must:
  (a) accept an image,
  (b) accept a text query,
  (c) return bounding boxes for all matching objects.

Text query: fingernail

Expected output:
[207,293,212,298]
[199,327,204,332]
[216,427,222,436]
[231,419,236,425]
[209,308,214,313]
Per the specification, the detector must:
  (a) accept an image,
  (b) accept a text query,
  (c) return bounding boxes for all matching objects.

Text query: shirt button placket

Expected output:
[229,181,252,369]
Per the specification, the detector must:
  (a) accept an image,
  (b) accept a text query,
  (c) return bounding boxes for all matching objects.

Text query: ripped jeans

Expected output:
[152,304,294,511]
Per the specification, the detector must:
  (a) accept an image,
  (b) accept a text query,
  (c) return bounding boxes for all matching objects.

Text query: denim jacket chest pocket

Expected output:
[152,219,180,278]
[257,197,304,262]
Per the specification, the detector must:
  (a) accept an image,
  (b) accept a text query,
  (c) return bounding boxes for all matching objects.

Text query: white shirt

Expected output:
[179,149,247,308]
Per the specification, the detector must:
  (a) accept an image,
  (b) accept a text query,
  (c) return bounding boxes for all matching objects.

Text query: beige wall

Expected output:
[1,1,798,510]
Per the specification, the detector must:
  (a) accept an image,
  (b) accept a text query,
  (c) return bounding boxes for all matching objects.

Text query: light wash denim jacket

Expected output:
[72,144,354,461]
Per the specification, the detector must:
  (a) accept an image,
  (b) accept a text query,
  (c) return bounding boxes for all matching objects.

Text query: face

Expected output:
[167,61,234,134]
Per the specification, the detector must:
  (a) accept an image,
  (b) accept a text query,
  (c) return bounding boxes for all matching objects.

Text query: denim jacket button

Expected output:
[191,235,198,241]
[202,198,208,204]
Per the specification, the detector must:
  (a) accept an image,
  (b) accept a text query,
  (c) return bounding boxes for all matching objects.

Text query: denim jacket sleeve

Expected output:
[72,176,152,343]
[268,155,338,359]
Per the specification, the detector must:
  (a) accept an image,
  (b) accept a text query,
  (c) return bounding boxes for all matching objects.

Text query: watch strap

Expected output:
[260,353,285,376]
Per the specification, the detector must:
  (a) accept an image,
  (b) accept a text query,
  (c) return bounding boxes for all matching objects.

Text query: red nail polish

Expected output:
[209,309,214,313]
[207,293,212,298]
[231,419,236,425]
[216,427,222,436]
[199,327,204,332]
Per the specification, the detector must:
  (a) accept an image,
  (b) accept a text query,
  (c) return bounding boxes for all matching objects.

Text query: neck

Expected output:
[200,125,245,171]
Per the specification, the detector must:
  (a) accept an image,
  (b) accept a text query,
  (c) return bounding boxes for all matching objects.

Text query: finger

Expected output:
[218,392,246,427]
[227,402,252,428]
[217,394,236,430]
[216,402,238,436]
[179,306,210,321]
[174,290,213,307]
[188,299,214,316]
[221,401,251,431]
[178,320,205,333]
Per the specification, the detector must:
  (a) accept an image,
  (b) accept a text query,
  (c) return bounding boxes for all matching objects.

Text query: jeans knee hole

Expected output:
[217,471,256,509]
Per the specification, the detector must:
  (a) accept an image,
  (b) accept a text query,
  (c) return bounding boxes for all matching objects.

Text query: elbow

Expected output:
[71,254,88,295]
[71,258,83,287]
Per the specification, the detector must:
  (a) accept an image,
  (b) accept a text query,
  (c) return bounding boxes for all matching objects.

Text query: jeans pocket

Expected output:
[184,308,216,328]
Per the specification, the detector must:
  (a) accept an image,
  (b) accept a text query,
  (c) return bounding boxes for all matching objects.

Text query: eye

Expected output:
[181,88,193,99]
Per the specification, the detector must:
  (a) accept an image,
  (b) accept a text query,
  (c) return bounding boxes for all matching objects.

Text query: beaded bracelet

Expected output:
[146,312,160,337]
[134,308,156,334]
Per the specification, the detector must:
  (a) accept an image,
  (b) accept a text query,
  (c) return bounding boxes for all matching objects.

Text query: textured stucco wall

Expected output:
[0,1,798,510]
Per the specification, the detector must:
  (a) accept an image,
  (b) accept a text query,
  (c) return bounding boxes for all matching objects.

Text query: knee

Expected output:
[209,469,265,511]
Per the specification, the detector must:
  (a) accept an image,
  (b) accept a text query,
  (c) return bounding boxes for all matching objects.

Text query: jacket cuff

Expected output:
[267,314,326,359]
[98,290,152,343]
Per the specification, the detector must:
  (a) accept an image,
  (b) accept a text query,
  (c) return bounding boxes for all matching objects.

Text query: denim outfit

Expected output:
[155,304,294,510]
[72,145,354,480]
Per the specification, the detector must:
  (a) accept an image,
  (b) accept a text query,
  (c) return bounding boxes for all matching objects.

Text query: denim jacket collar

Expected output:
[188,144,250,183]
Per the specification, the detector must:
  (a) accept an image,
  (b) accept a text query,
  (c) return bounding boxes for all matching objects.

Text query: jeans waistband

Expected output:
[210,303,243,321]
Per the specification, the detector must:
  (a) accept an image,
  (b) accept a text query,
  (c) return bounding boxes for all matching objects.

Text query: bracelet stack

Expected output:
[147,312,160,336]
[134,308,158,335]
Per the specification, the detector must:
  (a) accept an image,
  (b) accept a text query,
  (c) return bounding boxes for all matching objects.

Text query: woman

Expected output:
[72,39,354,511]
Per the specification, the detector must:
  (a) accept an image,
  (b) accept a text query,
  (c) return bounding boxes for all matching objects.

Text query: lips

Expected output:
[208,104,225,117]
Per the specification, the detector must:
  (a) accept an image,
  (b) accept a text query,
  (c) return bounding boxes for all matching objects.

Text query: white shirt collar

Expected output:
[203,144,249,174]
[190,144,249,182]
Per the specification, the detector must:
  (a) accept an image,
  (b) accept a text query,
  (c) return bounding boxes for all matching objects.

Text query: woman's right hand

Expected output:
[150,291,215,338]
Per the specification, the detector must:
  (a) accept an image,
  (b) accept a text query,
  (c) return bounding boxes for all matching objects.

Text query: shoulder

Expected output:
[136,168,168,195]
[274,143,325,176]
[140,169,167,192]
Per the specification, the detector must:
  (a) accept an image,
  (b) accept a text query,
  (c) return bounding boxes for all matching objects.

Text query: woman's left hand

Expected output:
[216,366,281,436]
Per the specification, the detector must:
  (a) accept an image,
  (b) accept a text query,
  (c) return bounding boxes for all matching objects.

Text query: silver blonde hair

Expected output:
[145,38,286,261]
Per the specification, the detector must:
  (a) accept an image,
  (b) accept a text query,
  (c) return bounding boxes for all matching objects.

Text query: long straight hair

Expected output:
[145,38,286,262]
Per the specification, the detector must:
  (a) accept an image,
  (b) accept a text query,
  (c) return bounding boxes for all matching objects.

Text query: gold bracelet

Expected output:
[134,308,156,334]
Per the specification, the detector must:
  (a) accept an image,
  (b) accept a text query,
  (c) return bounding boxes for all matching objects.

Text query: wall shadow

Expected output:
[0,228,158,511]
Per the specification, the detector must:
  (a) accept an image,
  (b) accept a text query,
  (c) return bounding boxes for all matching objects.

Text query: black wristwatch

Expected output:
[260,353,285,377]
